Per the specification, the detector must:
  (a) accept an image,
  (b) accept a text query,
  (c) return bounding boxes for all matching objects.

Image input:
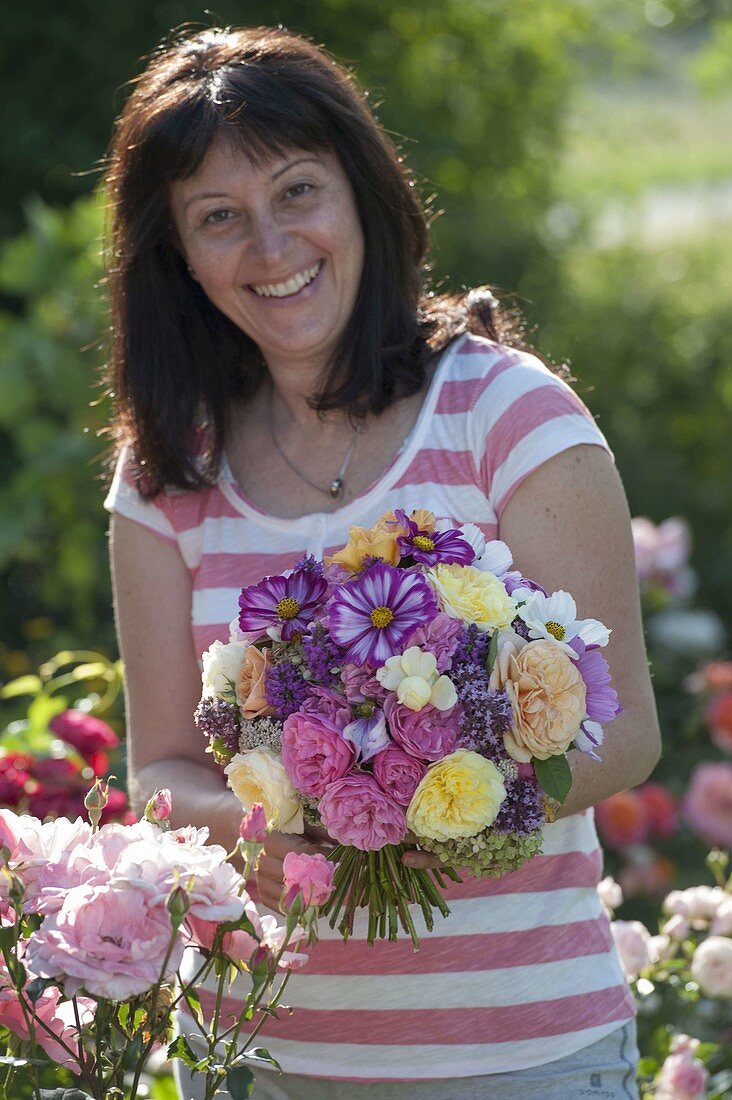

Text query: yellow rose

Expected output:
[406,749,506,841]
[496,639,587,763]
[224,749,304,833]
[325,512,404,573]
[429,564,517,632]
[235,645,276,719]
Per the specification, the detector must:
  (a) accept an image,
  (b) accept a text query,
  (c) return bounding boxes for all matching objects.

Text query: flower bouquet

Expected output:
[0,781,330,1100]
[196,508,621,948]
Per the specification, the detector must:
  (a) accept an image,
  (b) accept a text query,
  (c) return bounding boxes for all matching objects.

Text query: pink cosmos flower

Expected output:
[372,743,427,806]
[328,563,437,667]
[683,761,732,848]
[319,772,407,850]
[384,696,460,762]
[282,851,335,909]
[26,882,185,1000]
[281,708,355,799]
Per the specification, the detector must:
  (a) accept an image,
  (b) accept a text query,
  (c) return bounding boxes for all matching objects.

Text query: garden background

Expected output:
[1,1,731,1096]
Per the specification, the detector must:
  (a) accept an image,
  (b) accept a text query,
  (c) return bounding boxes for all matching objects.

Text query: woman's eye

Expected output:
[203,209,234,226]
[285,182,314,200]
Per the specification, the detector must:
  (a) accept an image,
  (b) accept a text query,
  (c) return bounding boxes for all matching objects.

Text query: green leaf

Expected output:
[532,754,572,803]
[240,1047,281,1072]
[27,692,66,734]
[226,1065,255,1100]
[167,1034,199,1069]
[184,986,204,1028]
[484,631,500,676]
[0,675,42,699]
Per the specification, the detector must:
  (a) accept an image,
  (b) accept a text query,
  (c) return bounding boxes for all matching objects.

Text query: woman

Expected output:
[104,25,660,1099]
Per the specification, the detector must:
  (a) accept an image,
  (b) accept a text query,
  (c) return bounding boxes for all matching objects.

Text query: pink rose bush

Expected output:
[0,788,316,1099]
[197,510,619,946]
[601,859,732,1096]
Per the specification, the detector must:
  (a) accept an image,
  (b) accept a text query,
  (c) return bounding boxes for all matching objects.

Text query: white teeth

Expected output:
[251,261,321,298]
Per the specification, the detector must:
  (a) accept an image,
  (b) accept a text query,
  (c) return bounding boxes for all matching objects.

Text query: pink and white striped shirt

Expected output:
[105,333,634,1081]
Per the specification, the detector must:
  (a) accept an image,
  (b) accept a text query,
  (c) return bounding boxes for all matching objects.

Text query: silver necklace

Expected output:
[268,389,364,502]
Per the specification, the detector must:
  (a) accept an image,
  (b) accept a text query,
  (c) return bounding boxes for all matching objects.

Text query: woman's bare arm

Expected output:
[109,513,326,906]
[498,443,661,816]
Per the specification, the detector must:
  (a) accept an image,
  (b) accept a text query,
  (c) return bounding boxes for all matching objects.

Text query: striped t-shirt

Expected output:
[105,333,635,1081]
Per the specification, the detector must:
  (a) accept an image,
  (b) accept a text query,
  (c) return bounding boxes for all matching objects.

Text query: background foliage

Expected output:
[1,0,731,668]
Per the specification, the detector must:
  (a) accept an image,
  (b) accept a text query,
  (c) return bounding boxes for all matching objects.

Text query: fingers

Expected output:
[400,850,444,870]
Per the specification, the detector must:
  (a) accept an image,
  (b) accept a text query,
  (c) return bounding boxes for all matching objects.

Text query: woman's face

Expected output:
[170,136,366,378]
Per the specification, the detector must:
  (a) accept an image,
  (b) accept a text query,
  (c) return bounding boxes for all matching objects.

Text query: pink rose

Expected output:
[610,919,651,981]
[341,663,386,704]
[710,897,732,936]
[637,782,678,838]
[705,690,732,753]
[372,743,427,806]
[186,894,262,962]
[146,788,172,823]
[0,959,94,1071]
[683,762,732,847]
[240,802,268,843]
[657,1050,708,1099]
[690,935,732,999]
[26,883,185,1000]
[319,772,406,850]
[595,789,651,850]
[281,710,355,798]
[49,708,119,762]
[0,808,23,859]
[302,686,352,729]
[406,613,463,672]
[0,754,34,806]
[282,851,335,908]
[384,696,459,762]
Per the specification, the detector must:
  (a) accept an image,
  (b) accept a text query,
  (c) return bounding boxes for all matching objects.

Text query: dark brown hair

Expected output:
[104,25,545,496]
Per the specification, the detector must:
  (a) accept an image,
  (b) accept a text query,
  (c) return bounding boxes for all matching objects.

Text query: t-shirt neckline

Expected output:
[218,336,462,531]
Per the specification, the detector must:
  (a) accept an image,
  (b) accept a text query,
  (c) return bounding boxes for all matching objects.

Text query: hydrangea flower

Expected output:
[394,509,476,567]
[328,563,437,666]
[238,568,328,642]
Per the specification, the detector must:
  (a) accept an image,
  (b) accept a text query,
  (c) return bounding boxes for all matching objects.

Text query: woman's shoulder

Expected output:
[437,332,584,421]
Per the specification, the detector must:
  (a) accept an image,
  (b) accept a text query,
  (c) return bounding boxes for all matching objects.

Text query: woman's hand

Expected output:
[256,825,335,911]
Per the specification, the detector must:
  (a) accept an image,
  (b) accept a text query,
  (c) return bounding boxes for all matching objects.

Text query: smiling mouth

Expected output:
[248,260,324,299]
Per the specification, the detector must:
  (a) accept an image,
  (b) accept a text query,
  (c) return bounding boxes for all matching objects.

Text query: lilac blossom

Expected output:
[265,660,310,721]
[493,773,546,836]
[328,562,437,667]
[194,698,241,754]
[301,623,344,688]
[238,568,327,642]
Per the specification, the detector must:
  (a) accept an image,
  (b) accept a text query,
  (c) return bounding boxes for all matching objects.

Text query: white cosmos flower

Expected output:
[518,590,610,656]
[473,539,514,576]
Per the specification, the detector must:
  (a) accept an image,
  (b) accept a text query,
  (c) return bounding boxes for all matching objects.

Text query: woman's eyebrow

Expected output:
[270,156,322,180]
[183,191,230,214]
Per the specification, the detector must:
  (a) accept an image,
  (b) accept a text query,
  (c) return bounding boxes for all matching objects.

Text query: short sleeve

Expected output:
[103,446,177,544]
[470,345,614,518]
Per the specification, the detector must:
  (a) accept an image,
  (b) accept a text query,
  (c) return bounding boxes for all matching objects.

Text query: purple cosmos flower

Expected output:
[342,710,391,763]
[328,562,437,667]
[394,510,476,567]
[570,638,622,724]
[238,568,328,641]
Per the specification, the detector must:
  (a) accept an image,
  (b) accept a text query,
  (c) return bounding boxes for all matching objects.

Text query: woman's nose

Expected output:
[247,213,290,267]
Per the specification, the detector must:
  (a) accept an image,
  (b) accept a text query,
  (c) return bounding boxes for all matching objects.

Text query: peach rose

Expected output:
[236,646,276,719]
[496,638,586,762]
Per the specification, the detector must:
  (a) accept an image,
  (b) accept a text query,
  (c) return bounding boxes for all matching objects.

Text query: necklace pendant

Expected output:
[329,477,344,501]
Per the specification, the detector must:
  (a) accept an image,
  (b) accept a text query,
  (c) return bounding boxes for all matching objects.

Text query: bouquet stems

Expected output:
[322,844,461,949]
